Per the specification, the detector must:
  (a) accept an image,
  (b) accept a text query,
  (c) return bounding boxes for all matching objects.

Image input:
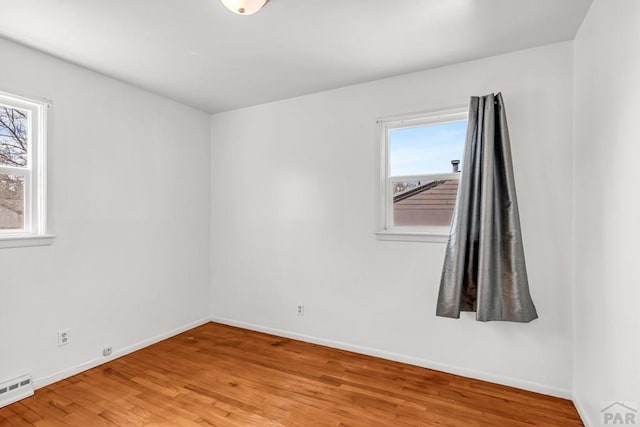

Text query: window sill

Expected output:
[0,234,56,249]
[375,229,449,243]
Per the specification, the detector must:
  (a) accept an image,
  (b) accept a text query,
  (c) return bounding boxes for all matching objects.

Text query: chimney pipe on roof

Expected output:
[451,160,460,173]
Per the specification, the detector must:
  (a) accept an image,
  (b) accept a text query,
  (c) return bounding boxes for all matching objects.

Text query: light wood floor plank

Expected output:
[0,323,582,426]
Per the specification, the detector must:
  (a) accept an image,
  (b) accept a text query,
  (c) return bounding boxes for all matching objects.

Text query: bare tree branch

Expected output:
[0,106,28,168]
[0,106,27,226]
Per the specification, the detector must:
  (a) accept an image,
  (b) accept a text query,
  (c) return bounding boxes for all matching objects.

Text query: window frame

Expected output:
[0,90,53,249]
[375,107,468,243]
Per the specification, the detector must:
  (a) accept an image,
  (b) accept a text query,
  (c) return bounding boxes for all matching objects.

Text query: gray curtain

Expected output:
[436,93,538,322]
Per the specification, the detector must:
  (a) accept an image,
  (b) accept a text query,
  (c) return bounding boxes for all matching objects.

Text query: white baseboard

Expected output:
[573,396,593,427]
[34,317,211,390]
[210,315,572,399]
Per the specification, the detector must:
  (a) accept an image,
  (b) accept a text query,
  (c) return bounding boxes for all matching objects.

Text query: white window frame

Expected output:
[375,107,468,243]
[0,90,54,249]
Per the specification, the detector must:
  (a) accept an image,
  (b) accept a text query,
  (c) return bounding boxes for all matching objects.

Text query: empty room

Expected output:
[0,0,638,425]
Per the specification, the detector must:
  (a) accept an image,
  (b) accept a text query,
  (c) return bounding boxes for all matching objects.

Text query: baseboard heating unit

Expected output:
[0,374,34,408]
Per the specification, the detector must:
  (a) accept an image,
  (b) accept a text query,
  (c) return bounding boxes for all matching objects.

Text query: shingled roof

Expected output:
[393,179,459,227]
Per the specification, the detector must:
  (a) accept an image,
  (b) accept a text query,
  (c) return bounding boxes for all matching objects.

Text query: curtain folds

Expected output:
[436,93,538,322]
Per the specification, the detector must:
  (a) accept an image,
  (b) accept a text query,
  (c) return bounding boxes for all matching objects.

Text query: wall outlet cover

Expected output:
[57,329,70,346]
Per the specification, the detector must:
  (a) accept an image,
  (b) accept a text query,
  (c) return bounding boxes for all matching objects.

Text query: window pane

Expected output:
[0,105,29,167]
[0,173,25,230]
[393,178,458,227]
[389,121,466,176]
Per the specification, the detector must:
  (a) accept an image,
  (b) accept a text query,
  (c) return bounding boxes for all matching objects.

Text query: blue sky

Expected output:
[389,121,467,176]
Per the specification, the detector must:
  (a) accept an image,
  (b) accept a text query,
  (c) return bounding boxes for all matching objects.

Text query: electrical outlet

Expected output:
[296,304,304,316]
[102,346,113,357]
[57,329,69,346]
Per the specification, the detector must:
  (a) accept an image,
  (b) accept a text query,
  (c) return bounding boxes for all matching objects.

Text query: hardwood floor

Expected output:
[0,323,582,426]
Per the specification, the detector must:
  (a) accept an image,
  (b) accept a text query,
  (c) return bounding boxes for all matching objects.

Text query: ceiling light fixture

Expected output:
[220,0,269,15]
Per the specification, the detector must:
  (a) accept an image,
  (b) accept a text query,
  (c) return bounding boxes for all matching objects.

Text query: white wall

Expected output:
[210,42,575,396]
[573,1,640,424]
[0,37,211,386]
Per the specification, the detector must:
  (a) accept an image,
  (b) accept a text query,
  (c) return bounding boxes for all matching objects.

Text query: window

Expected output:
[0,90,52,248]
[376,108,468,242]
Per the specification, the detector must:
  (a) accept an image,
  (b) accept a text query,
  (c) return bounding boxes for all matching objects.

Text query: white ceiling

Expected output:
[0,0,592,113]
